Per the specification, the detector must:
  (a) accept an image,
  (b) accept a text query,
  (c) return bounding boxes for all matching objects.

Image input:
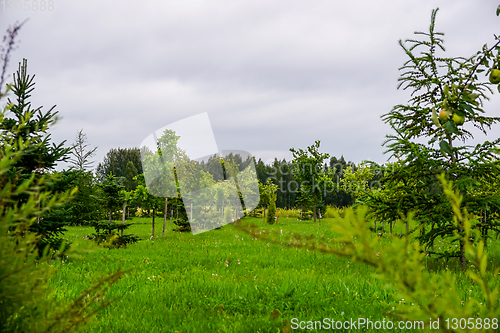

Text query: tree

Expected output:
[69,129,97,171]
[265,181,278,225]
[67,129,100,226]
[1,58,73,251]
[356,8,500,268]
[96,147,142,182]
[133,175,164,238]
[124,160,138,191]
[98,173,125,224]
[0,24,124,331]
[290,141,331,222]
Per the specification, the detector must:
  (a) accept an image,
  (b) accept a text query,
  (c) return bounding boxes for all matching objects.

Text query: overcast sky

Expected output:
[1,0,499,170]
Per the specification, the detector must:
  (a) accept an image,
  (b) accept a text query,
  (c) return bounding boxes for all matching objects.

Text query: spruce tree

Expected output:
[1,59,72,251]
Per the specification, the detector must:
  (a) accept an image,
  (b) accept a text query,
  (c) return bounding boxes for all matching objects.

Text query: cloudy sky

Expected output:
[1,0,499,170]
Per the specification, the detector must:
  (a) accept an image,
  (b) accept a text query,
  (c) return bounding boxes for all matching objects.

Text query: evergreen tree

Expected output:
[67,129,100,226]
[96,147,142,182]
[1,59,72,251]
[359,8,500,267]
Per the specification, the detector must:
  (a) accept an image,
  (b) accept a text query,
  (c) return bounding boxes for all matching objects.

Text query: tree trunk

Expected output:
[121,200,126,237]
[460,237,466,269]
[390,221,393,234]
[276,209,279,224]
[163,198,167,237]
[190,203,193,222]
[152,208,155,238]
[233,201,237,225]
[313,196,317,223]
[109,209,112,224]
[482,210,488,248]
[171,209,173,229]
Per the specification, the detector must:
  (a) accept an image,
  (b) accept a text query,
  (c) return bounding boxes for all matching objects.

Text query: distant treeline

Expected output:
[96,148,356,209]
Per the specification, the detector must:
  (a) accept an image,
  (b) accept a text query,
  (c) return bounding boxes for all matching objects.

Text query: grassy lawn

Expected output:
[50,217,500,332]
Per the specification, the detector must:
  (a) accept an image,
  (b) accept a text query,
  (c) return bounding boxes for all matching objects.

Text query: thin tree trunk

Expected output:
[390,221,393,234]
[276,209,279,224]
[313,196,317,223]
[109,209,112,224]
[163,198,167,237]
[448,137,465,269]
[121,201,126,236]
[190,203,193,222]
[171,209,173,229]
[152,208,155,238]
[460,237,466,269]
[233,201,237,225]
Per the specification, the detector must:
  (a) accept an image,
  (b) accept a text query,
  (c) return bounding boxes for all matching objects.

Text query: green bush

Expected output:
[88,221,140,248]
[324,205,346,218]
[266,199,277,224]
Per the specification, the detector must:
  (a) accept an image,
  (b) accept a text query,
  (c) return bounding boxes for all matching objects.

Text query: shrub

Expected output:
[88,221,140,248]
[266,199,277,224]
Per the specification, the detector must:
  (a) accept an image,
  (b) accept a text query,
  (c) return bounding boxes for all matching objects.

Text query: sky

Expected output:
[1,0,499,170]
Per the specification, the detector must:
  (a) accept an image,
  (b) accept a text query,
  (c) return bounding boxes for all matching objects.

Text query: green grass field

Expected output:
[49,217,500,332]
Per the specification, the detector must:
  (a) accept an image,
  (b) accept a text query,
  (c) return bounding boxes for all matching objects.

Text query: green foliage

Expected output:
[266,197,277,225]
[276,207,301,219]
[88,221,139,248]
[324,205,347,219]
[0,55,124,331]
[66,129,101,226]
[96,147,142,183]
[98,173,125,223]
[356,8,500,264]
[1,59,76,252]
[290,140,332,222]
[299,210,313,221]
[134,186,162,232]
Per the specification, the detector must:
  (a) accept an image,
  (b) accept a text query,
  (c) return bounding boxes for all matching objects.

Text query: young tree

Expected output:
[1,59,73,251]
[69,129,97,171]
[361,8,500,267]
[98,173,125,224]
[290,141,331,223]
[67,129,100,226]
[133,176,164,238]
